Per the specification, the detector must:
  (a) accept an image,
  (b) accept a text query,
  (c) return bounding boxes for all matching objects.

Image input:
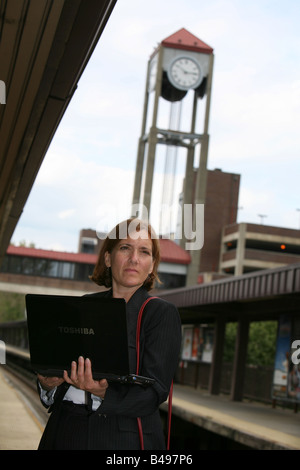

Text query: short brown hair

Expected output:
[90,218,161,291]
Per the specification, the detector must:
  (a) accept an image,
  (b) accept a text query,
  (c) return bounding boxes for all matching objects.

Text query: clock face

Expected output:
[168,56,202,91]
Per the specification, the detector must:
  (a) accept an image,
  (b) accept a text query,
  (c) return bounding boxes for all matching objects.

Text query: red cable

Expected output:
[136,297,155,450]
[167,380,173,450]
[136,297,173,451]
[136,297,154,374]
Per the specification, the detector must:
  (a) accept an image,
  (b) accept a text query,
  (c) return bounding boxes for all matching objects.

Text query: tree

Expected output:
[224,321,277,367]
[0,292,26,322]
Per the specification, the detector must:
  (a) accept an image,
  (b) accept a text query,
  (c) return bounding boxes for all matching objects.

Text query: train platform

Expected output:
[0,368,43,450]
[167,384,300,450]
[1,364,300,451]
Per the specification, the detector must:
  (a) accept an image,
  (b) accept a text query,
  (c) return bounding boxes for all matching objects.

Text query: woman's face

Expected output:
[104,230,154,292]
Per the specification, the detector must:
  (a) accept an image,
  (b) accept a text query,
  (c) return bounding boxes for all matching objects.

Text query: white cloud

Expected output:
[12,0,300,251]
[58,209,76,220]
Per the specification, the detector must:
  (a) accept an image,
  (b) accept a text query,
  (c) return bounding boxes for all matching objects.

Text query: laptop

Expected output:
[25,294,155,386]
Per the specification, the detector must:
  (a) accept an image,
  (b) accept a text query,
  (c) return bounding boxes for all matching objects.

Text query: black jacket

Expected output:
[39,287,182,450]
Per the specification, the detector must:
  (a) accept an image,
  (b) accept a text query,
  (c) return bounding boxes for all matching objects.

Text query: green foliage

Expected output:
[0,292,26,322]
[223,322,237,363]
[224,320,277,367]
[247,321,277,366]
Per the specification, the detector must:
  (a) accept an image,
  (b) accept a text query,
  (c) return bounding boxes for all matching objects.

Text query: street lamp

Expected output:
[258,214,267,225]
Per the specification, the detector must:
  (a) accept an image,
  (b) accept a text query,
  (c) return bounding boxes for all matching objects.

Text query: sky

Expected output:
[11,0,300,252]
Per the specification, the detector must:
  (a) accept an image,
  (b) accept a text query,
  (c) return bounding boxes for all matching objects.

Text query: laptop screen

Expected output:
[25,294,130,379]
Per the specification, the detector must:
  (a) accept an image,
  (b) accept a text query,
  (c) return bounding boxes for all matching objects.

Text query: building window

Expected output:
[0,255,95,283]
[157,272,186,289]
[60,262,75,279]
[80,237,97,254]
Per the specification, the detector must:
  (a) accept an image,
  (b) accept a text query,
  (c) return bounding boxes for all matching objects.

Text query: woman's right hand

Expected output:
[37,374,65,391]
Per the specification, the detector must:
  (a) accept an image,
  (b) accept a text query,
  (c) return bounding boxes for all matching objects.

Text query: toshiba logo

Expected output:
[58,326,95,335]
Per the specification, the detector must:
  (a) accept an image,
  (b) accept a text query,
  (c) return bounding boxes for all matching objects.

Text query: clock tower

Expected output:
[131,28,214,285]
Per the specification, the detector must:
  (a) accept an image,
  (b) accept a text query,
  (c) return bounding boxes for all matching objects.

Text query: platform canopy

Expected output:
[0,0,117,266]
[159,262,300,323]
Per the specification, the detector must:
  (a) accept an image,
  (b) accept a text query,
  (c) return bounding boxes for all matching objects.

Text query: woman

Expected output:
[37,218,182,450]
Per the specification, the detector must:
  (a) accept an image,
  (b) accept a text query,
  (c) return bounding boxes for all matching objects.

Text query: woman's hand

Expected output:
[37,374,65,391]
[63,356,108,399]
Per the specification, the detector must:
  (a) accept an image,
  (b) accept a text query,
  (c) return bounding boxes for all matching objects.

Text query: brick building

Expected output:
[2,169,298,291]
[180,167,300,282]
[198,168,240,279]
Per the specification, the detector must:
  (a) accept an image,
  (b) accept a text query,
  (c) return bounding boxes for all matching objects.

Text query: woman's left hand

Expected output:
[63,356,108,398]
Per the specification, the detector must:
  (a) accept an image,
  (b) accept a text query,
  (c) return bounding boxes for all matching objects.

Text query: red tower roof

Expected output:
[161,28,213,54]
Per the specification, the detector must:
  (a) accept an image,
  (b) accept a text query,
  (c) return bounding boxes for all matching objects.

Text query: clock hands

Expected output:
[174,64,199,76]
[168,57,202,90]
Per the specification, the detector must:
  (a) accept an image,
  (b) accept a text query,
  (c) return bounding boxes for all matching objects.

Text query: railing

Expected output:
[0,320,28,349]
[0,320,276,404]
[0,320,32,376]
[175,360,274,404]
